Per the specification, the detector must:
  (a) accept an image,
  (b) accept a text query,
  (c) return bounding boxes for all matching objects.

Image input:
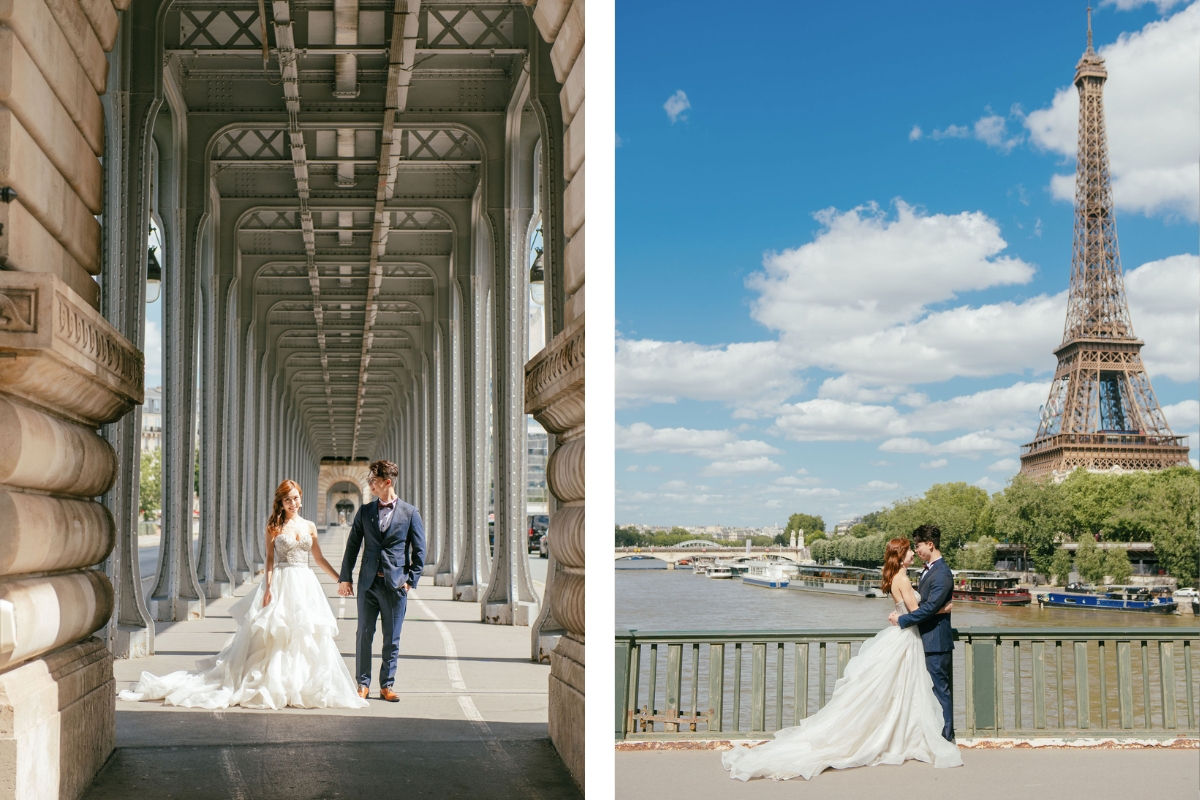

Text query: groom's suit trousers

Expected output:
[357,574,407,688]
[926,651,954,741]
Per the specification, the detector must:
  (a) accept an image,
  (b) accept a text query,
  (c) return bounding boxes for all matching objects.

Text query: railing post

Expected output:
[1117,640,1133,729]
[1140,640,1151,729]
[1074,640,1090,729]
[690,644,700,732]
[817,641,827,709]
[647,643,659,730]
[750,643,766,732]
[972,638,997,732]
[616,636,630,740]
[665,644,682,733]
[1185,640,1195,732]
[1159,641,1176,730]
[1032,639,1046,730]
[836,642,851,680]
[732,643,743,732]
[794,642,808,723]
[1013,640,1023,731]
[1098,639,1108,730]
[775,643,784,731]
[964,637,975,735]
[709,643,725,734]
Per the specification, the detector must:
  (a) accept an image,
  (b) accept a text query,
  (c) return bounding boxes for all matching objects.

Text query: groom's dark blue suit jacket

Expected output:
[339,498,426,592]
[896,558,954,653]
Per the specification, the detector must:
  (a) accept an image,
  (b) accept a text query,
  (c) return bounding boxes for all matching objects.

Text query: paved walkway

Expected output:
[90,529,577,799]
[616,748,1199,798]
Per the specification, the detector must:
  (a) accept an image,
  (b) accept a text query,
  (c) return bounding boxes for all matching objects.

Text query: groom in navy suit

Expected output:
[338,459,425,701]
[888,523,955,742]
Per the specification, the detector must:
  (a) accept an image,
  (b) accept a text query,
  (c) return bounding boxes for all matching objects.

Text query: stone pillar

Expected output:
[524,0,585,786]
[0,0,138,794]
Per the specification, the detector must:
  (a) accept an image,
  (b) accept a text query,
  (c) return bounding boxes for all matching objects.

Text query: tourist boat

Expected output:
[741,562,792,589]
[706,566,734,579]
[1040,586,1177,613]
[692,559,714,575]
[786,565,887,598]
[951,571,1032,606]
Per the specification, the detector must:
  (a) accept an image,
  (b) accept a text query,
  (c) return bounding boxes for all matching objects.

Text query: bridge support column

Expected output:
[524,0,585,785]
[454,272,491,602]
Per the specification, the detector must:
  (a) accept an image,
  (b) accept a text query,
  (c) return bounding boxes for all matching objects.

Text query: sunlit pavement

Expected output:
[615,747,1198,798]
[90,529,576,799]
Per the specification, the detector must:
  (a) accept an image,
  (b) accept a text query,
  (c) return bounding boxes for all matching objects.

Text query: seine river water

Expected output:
[617,567,1196,736]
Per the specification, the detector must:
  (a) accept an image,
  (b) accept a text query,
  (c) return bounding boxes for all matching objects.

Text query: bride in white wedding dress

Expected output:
[118,479,368,710]
[722,537,962,781]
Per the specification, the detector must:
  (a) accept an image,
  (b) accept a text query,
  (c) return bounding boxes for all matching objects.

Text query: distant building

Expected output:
[527,417,549,513]
[141,386,162,452]
[833,516,863,535]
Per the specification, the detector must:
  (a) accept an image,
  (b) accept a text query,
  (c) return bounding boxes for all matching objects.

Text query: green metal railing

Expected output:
[615,628,1199,741]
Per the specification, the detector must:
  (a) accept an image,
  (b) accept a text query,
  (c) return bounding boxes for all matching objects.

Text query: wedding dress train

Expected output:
[721,598,962,781]
[118,518,369,710]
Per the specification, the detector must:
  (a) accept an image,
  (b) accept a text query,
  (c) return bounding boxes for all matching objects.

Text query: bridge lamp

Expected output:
[529,247,544,306]
[145,247,162,303]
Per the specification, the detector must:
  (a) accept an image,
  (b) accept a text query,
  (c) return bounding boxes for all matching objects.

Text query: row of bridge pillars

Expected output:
[0,0,585,796]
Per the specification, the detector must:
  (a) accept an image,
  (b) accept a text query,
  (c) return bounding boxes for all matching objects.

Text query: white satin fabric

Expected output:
[118,518,368,710]
[722,598,962,781]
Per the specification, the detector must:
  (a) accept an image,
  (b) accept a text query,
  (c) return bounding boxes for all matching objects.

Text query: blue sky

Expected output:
[616,0,1200,527]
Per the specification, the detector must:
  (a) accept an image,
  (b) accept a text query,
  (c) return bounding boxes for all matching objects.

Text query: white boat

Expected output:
[787,565,888,598]
[706,566,734,579]
[742,562,791,589]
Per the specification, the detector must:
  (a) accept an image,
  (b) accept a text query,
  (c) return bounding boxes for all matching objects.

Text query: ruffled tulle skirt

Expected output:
[118,565,369,710]
[721,624,962,781]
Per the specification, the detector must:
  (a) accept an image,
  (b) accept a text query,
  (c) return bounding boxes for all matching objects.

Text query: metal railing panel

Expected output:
[617,628,1199,742]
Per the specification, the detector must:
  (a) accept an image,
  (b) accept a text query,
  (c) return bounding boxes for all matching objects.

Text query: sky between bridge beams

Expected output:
[615,0,1200,528]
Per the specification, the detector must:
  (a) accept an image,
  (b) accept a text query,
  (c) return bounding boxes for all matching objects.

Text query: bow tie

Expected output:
[379,501,395,510]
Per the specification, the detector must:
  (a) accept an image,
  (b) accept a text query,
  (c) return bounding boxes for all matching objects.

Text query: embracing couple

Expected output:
[119,459,425,710]
[722,523,962,781]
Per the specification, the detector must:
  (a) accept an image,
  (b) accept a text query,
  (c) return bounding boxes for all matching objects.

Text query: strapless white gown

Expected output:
[118,518,368,710]
[722,598,962,781]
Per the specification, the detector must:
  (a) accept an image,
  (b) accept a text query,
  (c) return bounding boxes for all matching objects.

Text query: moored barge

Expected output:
[951,571,1032,606]
[741,562,792,589]
[1040,586,1177,613]
[787,565,887,598]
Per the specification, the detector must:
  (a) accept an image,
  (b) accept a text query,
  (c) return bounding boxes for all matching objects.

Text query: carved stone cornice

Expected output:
[525,312,583,438]
[0,273,143,426]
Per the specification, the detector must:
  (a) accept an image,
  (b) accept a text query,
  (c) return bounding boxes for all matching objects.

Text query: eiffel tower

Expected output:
[1019,9,1190,479]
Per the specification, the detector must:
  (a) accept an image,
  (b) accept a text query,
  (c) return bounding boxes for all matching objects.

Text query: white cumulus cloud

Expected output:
[616,423,781,460]
[144,319,162,389]
[664,90,691,123]
[703,457,783,476]
[615,338,801,406]
[1125,254,1200,382]
[1024,3,1200,219]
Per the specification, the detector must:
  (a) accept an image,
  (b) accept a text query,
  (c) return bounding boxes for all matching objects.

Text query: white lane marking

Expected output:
[218,747,249,800]
[411,593,466,691]
[412,591,544,800]
[337,595,346,620]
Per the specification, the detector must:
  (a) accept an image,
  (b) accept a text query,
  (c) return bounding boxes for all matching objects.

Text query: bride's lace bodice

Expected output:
[273,519,312,567]
[893,593,920,616]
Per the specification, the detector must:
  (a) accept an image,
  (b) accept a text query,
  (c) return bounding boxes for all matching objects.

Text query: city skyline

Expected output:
[616,1,1199,526]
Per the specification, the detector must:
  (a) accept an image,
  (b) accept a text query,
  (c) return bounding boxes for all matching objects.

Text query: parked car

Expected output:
[538,533,549,559]
[1173,587,1199,598]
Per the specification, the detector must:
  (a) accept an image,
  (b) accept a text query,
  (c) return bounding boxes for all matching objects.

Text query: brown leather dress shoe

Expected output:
[379,686,400,702]
[357,685,369,699]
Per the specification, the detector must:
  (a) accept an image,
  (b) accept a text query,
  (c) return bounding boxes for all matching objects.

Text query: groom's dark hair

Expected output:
[912,523,941,550]
[369,459,399,484]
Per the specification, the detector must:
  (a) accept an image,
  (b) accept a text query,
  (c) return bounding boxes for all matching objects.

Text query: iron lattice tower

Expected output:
[1020,10,1189,479]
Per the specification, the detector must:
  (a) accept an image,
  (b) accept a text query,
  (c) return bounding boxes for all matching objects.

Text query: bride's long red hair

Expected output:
[267,479,302,538]
[880,537,911,593]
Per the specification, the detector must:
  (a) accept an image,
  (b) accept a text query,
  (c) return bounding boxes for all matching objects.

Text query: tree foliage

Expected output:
[787,513,825,537]
[1104,547,1132,585]
[1074,537,1106,585]
[139,449,162,520]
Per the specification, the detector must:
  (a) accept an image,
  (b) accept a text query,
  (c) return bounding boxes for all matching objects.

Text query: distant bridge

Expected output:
[615,545,811,565]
